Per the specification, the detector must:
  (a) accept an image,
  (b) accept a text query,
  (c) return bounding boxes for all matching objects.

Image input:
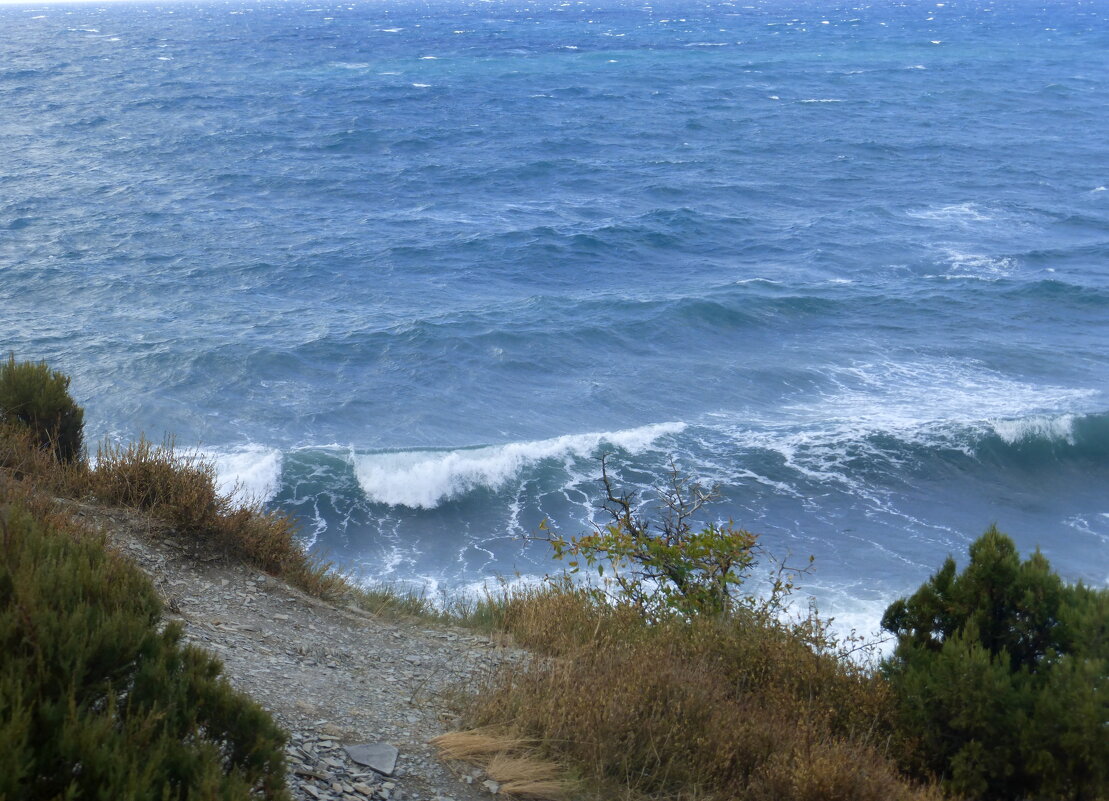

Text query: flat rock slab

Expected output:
[344,742,399,776]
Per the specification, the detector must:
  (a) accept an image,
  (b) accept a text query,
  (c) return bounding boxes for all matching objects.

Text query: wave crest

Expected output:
[990,414,1077,445]
[352,422,686,509]
[207,445,284,504]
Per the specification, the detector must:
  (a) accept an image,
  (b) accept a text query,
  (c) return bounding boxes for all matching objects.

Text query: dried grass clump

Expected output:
[459,590,942,801]
[0,422,89,496]
[432,730,572,801]
[91,437,343,598]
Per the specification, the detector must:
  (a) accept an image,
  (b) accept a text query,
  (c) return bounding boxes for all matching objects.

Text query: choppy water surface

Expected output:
[3,0,1107,632]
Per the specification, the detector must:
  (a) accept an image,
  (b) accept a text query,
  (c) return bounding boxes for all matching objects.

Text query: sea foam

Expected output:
[207,445,284,504]
[990,414,1077,445]
[352,422,686,509]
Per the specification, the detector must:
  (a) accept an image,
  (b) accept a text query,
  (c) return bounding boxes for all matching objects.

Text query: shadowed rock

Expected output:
[345,743,399,776]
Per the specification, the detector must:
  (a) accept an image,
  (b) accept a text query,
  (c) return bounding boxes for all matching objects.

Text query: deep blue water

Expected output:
[3,0,1107,633]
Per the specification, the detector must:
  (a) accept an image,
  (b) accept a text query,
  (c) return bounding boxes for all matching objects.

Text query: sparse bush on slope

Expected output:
[0,487,289,801]
[0,354,84,464]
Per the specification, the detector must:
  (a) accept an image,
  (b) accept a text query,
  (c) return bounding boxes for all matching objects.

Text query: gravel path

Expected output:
[71,503,521,801]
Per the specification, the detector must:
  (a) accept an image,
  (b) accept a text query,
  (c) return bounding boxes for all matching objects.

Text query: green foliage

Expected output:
[542,456,765,620]
[0,492,289,801]
[0,355,84,464]
[881,526,1108,800]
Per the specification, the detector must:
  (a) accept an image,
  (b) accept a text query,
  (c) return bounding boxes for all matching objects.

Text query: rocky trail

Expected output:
[71,503,523,801]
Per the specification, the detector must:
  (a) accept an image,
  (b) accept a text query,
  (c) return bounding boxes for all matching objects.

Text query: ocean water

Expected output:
[3,0,1108,635]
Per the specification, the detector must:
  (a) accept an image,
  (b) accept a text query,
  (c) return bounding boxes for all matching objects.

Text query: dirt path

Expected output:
[72,502,520,801]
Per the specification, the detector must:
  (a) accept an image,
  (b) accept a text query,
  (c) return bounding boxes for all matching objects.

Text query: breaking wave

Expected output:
[351,422,686,509]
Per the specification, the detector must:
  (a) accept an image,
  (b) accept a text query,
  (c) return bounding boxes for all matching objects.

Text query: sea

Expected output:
[3,0,1107,637]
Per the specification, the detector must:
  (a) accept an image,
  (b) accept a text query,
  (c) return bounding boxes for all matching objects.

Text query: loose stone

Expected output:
[344,743,399,776]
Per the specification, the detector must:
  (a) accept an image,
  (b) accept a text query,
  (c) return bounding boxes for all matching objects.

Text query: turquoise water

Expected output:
[3,0,1107,632]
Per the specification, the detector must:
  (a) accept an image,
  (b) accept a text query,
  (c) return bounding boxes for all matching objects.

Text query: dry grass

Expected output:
[0,422,89,496]
[0,427,344,601]
[89,437,345,598]
[432,730,573,801]
[455,588,944,801]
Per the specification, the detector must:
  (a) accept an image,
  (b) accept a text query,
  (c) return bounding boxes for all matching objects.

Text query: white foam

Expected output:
[907,202,991,223]
[352,422,686,509]
[990,414,1077,445]
[934,250,1016,280]
[800,98,843,103]
[796,360,1095,436]
[206,445,284,505]
[411,83,431,88]
[716,360,1098,487]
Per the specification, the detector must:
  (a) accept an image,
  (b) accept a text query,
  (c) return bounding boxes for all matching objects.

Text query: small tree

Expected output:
[541,455,760,620]
[881,527,1108,800]
[0,355,84,463]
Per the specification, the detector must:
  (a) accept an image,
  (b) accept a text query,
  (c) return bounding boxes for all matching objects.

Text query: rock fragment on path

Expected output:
[344,742,399,776]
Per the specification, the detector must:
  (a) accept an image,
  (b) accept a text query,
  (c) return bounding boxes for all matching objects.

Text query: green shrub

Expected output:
[0,492,289,800]
[0,355,84,464]
[540,456,764,620]
[881,526,1108,800]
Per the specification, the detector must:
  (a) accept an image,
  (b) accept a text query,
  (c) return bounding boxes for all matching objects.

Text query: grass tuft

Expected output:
[89,437,346,598]
[452,588,943,801]
[432,730,572,801]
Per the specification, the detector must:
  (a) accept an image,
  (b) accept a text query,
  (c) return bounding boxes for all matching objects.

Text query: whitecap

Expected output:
[411,83,431,88]
[800,98,843,103]
[723,360,1099,483]
[351,422,686,509]
[906,202,991,223]
[206,445,285,505]
[990,414,1077,445]
[936,250,1015,280]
